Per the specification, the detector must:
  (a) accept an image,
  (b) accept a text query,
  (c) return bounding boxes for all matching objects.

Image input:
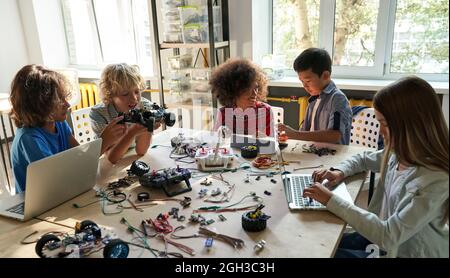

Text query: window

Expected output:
[333,0,379,67]
[273,0,320,65]
[390,0,449,74]
[271,0,449,80]
[61,0,153,77]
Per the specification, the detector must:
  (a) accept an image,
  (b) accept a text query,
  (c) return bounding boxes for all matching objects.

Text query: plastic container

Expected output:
[168,54,193,70]
[163,31,183,43]
[190,80,210,92]
[190,68,211,81]
[164,21,183,33]
[162,0,185,9]
[162,8,181,22]
[182,23,209,43]
[168,78,191,92]
[188,92,212,105]
[167,70,191,92]
[185,0,207,7]
[179,6,208,25]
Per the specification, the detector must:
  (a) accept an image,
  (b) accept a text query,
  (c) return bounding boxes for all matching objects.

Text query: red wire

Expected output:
[147,215,173,234]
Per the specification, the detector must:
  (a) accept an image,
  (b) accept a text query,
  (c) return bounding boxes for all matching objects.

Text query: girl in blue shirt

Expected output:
[9,65,79,193]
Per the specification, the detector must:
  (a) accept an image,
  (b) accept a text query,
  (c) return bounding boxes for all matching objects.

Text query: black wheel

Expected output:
[103,239,129,258]
[130,160,150,177]
[242,212,269,232]
[79,220,102,239]
[35,234,62,258]
[78,220,98,232]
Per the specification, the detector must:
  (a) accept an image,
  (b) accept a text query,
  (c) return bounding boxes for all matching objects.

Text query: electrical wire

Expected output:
[194,193,263,213]
[120,217,158,257]
[198,227,245,249]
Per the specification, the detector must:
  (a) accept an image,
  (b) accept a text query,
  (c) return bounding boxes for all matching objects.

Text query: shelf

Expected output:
[160,41,229,50]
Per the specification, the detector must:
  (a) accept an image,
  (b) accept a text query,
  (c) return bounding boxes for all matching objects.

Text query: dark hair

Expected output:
[9,64,70,128]
[293,48,332,77]
[210,59,268,107]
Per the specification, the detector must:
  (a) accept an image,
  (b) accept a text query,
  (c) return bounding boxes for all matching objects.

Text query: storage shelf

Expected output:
[160,41,229,50]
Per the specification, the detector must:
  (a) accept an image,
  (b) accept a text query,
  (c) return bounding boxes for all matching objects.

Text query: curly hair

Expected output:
[9,64,70,128]
[210,59,268,107]
[99,63,145,104]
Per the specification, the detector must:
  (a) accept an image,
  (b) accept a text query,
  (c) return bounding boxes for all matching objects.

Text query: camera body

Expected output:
[118,103,176,132]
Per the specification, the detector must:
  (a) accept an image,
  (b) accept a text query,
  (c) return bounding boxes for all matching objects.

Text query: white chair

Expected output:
[71,107,95,144]
[350,108,380,150]
[271,106,284,125]
[350,107,381,205]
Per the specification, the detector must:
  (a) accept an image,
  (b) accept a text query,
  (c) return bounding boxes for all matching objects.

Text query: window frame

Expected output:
[266,0,449,82]
[61,0,154,77]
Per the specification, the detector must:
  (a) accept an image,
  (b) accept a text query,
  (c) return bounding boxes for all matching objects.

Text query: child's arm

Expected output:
[69,134,80,148]
[98,117,126,155]
[325,174,449,256]
[106,124,147,163]
[135,121,163,155]
[278,124,342,143]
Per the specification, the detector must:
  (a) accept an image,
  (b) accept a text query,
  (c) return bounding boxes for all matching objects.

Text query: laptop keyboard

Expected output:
[290,175,326,209]
[6,202,25,215]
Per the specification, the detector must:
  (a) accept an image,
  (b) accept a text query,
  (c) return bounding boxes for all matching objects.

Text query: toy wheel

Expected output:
[35,234,62,258]
[242,212,267,232]
[103,239,129,258]
[79,220,99,232]
[130,160,150,177]
[78,220,102,239]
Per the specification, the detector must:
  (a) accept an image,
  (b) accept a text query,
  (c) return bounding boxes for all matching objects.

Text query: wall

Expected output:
[0,0,29,94]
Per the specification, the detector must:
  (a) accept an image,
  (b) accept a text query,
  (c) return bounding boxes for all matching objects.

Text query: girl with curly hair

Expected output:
[210,58,274,137]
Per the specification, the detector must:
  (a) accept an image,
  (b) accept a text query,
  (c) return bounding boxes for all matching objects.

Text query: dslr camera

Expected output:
[118,103,176,132]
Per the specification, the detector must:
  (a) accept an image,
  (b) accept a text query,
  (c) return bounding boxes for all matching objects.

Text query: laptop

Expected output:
[0,139,102,221]
[230,134,277,155]
[283,173,354,210]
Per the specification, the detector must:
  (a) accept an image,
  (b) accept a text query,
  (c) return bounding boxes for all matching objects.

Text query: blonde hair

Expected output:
[99,63,145,104]
[374,76,449,220]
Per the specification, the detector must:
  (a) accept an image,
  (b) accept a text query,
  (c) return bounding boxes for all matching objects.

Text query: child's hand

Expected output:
[277,123,297,137]
[126,123,148,136]
[153,121,162,131]
[312,169,345,188]
[303,182,333,205]
[101,116,126,149]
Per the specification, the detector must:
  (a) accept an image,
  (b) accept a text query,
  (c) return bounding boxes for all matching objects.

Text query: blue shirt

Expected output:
[300,81,352,145]
[11,121,73,193]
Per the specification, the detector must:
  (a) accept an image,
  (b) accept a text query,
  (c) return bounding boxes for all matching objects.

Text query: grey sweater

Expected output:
[327,150,449,258]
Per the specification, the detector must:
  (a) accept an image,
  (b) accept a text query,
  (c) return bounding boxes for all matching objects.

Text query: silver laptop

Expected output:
[283,173,354,210]
[230,134,277,155]
[0,139,101,221]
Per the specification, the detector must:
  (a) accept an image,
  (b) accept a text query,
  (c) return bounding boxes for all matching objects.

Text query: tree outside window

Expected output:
[272,0,449,78]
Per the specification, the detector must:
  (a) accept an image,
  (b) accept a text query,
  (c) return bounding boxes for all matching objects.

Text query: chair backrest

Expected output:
[71,107,95,144]
[271,106,284,125]
[350,108,380,149]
